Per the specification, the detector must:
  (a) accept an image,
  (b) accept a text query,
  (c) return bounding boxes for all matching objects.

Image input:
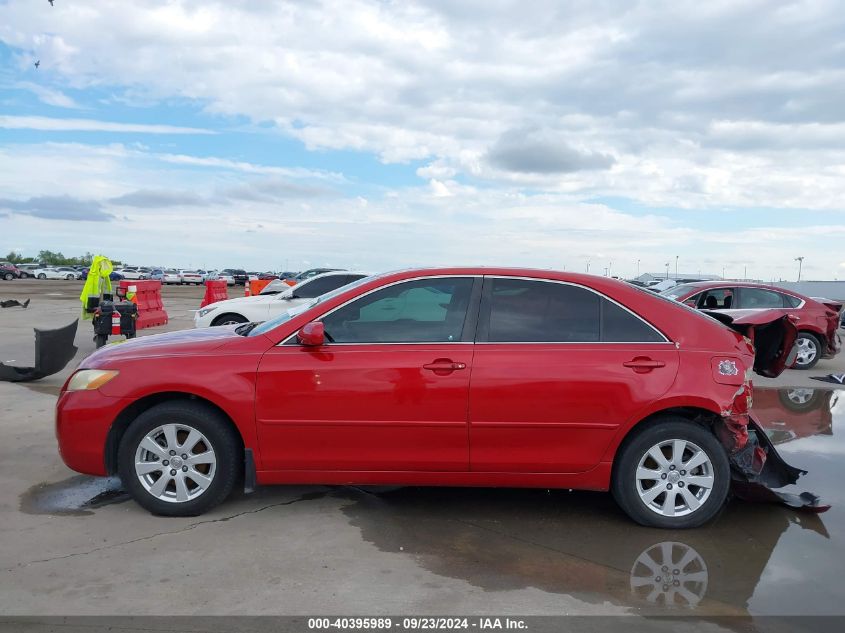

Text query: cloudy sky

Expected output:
[1,0,844,279]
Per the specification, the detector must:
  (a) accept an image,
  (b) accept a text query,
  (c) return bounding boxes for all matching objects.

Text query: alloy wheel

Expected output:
[795,336,818,367]
[134,423,217,503]
[635,439,714,517]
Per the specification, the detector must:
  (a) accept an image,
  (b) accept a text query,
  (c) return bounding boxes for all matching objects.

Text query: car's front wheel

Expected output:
[2,273,12,281]
[118,401,241,516]
[612,418,729,528]
[211,313,248,326]
[37,273,46,279]
[794,332,821,369]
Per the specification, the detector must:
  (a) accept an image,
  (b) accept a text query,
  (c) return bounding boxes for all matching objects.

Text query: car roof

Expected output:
[671,280,805,296]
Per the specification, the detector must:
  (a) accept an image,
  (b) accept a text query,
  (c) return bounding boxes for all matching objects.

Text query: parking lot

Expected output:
[1,280,844,617]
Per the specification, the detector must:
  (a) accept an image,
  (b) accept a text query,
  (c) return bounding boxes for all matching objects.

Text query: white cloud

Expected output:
[15,82,80,108]
[0,115,213,135]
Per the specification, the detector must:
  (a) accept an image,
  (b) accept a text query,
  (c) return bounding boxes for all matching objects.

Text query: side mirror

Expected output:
[297,321,325,346]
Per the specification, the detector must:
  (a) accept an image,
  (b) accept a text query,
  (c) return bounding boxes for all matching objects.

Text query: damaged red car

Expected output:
[661,281,842,370]
[56,268,820,528]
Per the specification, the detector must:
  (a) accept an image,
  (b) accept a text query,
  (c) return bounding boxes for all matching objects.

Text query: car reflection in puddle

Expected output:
[342,387,844,616]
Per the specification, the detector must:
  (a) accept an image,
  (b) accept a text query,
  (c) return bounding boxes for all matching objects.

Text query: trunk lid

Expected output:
[702,308,798,378]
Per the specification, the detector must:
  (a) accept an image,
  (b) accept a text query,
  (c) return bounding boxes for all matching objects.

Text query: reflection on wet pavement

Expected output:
[20,475,129,516]
[339,387,845,616]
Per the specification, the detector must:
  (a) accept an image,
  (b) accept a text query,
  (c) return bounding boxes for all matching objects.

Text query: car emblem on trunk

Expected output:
[718,359,739,376]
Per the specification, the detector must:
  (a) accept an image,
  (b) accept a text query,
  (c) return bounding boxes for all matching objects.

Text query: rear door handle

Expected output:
[623,357,666,373]
[423,359,466,373]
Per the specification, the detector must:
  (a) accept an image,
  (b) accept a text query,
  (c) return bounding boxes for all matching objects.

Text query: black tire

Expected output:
[66,274,74,280]
[612,418,730,529]
[778,388,823,412]
[118,401,241,517]
[94,333,108,348]
[37,273,46,279]
[793,332,822,370]
[3,273,12,281]
[211,313,248,326]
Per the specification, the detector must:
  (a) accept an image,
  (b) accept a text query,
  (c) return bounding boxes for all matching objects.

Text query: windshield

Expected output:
[660,284,696,300]
[248,274,379,337]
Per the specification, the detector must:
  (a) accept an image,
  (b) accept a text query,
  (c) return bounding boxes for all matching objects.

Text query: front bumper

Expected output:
[56,390,133,476]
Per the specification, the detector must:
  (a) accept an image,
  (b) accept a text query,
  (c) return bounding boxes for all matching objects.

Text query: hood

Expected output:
[82,325,241,365]
[701,308,798,378]
[259,279,292,295]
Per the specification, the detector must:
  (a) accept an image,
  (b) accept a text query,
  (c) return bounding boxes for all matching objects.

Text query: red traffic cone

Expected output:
[111,309,121,335]
[244,283,251,297]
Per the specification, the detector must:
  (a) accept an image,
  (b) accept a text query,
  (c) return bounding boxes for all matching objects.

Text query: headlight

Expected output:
[197,307,217,318]
[67,369,119,391]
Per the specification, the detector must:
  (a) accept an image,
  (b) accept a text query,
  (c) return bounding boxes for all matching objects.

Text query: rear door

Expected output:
[468,277,679,473]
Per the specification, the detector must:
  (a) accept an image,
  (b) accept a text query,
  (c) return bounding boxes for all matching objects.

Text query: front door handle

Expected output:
[423,359,466,374]
[623,357,666,373]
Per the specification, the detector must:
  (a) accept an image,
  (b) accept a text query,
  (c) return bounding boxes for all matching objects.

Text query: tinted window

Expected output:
[782,293,801,308]
[483,279,664,343]
[294,275,349,299]
[739,288,785,309]
[322,278,474,343]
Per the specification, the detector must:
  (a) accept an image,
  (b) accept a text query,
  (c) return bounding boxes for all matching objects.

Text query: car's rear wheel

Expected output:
[3,273,12,281]
[211,313,248,326]
[65,274,74,280]
[612,418,729,528]
[118,401,241,516]
[794,332,821,369]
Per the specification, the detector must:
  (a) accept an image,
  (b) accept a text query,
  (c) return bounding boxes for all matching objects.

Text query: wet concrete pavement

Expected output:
[1,280,845,618]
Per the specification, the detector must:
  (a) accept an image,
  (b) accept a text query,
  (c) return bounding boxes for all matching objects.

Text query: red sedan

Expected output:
[662,281,841,369]
[57,268,804,528]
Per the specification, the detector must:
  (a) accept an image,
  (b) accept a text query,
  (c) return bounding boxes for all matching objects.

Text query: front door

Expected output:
[469,277,679,473]
[255,276,481,472]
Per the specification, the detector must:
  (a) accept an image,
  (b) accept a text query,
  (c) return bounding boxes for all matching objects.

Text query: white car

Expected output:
[194,271,368,327]
[216,272,235,286]
[179,270,204,285]
[117,268,149,280]
[33,267,82,280]
[161,269,182,284]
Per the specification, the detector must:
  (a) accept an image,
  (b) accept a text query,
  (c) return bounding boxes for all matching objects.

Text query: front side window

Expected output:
[697,288,735,309]
[481,278,665,343]
[322,277,475,343]
[739,287,786,309]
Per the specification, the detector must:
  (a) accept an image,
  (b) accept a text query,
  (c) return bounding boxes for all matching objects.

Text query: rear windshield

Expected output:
[660,284,696,300]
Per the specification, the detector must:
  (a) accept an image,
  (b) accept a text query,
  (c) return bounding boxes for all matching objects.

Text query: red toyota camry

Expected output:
[56,268,809,528]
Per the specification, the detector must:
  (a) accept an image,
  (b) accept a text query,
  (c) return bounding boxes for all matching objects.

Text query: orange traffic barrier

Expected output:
[119,280,168,329]
[201,280,228,308]
[249,279,272,295]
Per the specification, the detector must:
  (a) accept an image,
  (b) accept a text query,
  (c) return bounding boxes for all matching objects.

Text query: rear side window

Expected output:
[782,293,801,308]
[738,287,786,309]
[697,288,735,309]
[480,278,665,343]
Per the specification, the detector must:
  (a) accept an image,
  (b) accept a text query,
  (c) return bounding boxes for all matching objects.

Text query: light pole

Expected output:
[675,255,678,279]
[795,256,804,281]
[665,262,670,279]
[609,261,613,278]
[636,259,640,277]
[586,260,590,274]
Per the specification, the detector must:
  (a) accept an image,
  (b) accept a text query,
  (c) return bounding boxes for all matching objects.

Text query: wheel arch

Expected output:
[210,312,248,326]
[104,391,245,475]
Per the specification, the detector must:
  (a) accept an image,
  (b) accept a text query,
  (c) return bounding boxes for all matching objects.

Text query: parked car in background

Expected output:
[149,269,165,281]
[194,271,368,327]
[179,270,204,285]
[109,271,124,281]
[0,263,22,280]
[661,281,842,369]
[117,268,150,280]
[289,267,342,284]
[33,266,82,280]
[247,272,260,282]
[161,269,181,284]
[221,268,249,285]
[58,268,804,526]
[213,272,233,285]
[258,272,279,280]
[16,263,42,278]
